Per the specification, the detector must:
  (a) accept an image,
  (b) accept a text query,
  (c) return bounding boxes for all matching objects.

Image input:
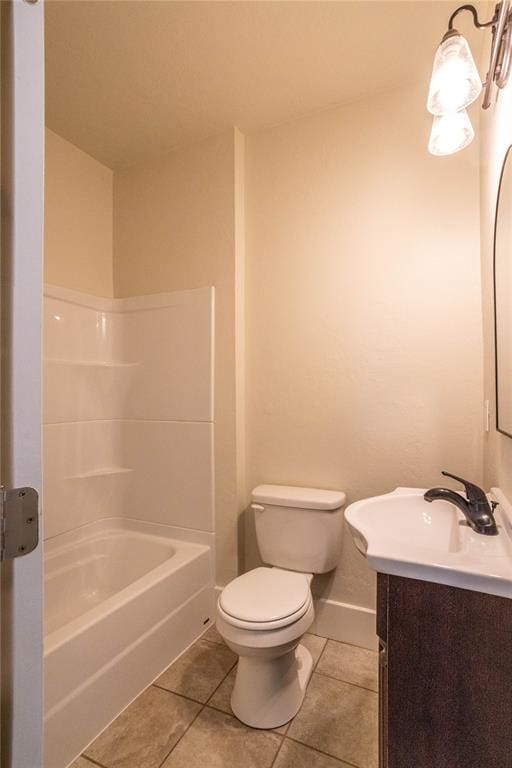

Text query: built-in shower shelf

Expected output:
[45,358,140,369]
[65,467,134,480]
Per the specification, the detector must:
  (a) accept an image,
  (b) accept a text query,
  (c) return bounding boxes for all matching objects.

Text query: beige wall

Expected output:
[114,129,243,587]
[45,129,113,296]
[245,84,484,609]
[480,72,512,498]
[47,82,485,612]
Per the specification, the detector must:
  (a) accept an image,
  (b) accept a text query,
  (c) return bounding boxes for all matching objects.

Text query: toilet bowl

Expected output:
[216,484,346,729]
[216,566,315,729]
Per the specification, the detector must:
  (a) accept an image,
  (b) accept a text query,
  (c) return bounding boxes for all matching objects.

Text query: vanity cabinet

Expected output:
[377,573,512,768]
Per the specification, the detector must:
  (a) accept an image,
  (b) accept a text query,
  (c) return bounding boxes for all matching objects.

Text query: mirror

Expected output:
[494,145,512,437]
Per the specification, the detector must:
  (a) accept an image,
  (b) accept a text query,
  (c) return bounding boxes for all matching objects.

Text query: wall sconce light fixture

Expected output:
[428,1,512,155]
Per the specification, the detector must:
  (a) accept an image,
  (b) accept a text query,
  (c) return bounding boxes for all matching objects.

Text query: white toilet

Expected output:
[216,484,346,729]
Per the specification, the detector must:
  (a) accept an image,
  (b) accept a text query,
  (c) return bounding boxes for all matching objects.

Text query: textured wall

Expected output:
[45,129,113,296]
[244,83,483,609]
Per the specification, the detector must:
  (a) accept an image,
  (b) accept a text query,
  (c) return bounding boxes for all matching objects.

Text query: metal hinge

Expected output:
[0,486,39,561]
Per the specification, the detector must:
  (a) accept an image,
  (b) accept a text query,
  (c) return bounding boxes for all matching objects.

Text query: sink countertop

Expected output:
[345,486,512,599]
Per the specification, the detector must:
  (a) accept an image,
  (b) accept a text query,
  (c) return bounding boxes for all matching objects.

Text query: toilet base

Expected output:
[230,643,313,729]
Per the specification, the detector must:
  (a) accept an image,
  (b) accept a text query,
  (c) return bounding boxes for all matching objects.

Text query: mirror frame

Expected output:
[493,143,512,439]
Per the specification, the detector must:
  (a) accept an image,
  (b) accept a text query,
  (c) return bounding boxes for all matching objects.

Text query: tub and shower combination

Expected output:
[43,285,216,768]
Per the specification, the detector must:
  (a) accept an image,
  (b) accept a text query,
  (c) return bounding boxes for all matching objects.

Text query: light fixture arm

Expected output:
[447,4,498,32]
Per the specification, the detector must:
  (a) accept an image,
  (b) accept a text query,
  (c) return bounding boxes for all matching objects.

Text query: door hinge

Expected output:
[0,486,39,561]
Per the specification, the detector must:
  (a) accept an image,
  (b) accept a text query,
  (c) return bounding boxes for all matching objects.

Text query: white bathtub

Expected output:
[44,518,214,768]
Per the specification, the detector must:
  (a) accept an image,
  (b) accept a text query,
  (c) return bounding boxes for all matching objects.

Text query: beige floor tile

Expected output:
[85,686,200,768]
[301,633,328,667]
[161,707,282,768]
[275,739,354,768]
[207,669,288,734]
[288,673,378,768]
[202,623,225,645]
[156,638,236,703]
[316,640,378,692]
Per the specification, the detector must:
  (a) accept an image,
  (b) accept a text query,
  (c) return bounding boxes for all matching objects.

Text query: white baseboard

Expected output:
[214,585,377,651]
[310,597,377,650]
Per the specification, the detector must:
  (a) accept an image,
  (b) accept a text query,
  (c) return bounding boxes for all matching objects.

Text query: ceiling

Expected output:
[45,1,486,169]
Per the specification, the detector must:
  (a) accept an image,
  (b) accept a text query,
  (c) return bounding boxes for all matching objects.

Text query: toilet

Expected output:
[216,484,346,729]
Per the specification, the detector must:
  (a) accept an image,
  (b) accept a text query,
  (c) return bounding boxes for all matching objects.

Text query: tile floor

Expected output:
[71,625,378,768]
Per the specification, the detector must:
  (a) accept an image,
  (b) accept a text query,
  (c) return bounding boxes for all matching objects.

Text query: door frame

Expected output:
[0,1,44,766]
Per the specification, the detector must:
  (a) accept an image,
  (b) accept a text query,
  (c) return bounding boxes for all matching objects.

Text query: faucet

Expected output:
[424,471,499,536]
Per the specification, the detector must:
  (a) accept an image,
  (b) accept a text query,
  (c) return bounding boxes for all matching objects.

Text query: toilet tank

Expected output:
[251,485,346,574]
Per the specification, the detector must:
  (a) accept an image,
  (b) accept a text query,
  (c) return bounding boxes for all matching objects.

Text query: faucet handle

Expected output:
[441,471,488,506]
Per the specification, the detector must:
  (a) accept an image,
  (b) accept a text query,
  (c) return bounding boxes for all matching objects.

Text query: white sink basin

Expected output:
[345,487,512,598]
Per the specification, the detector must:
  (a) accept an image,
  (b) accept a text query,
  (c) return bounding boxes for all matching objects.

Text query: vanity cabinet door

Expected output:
[377,573,388,768]
[378,573,512,768]
[378,639,388,768]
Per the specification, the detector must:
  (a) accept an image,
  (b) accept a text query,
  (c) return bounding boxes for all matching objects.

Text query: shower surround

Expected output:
[43,284,215,768]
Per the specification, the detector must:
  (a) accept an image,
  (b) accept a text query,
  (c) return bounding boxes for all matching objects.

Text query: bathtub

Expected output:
[44,518,214,768]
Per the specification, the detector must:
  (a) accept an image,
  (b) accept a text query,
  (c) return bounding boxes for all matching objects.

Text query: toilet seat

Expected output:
[218,567,312,631]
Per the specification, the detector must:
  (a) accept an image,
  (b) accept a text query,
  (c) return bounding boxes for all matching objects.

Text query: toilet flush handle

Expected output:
[250,503,265,513]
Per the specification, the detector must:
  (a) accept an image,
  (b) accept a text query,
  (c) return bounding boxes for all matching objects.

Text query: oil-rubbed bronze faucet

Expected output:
[424,471,498,536]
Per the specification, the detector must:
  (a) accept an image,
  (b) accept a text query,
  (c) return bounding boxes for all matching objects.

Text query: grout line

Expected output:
[156,702,206,768]
[79,755,110,768]
[285,734,363,768]
[156,658,238,768]
[308,634,378,655]
[324,637,379,653]
[151,683,208,706]
[313,639,329,670]
[204,659,238,705]
[204,700,231,716]
[269,733,286,767]
[152,634,236,707]
[203,703,235,717]
[312,669,378,695]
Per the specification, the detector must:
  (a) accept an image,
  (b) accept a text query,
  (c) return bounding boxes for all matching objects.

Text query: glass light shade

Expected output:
[428,109,474,156]
[427,33,482,115]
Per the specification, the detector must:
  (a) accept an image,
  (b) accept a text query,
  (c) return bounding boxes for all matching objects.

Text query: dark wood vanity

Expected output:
[377,573,512,768]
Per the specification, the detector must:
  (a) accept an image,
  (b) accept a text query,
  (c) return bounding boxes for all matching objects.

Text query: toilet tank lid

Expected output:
[251,484,346,510]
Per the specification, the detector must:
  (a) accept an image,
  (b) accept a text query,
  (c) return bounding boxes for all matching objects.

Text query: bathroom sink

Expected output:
[345,488,512,598]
